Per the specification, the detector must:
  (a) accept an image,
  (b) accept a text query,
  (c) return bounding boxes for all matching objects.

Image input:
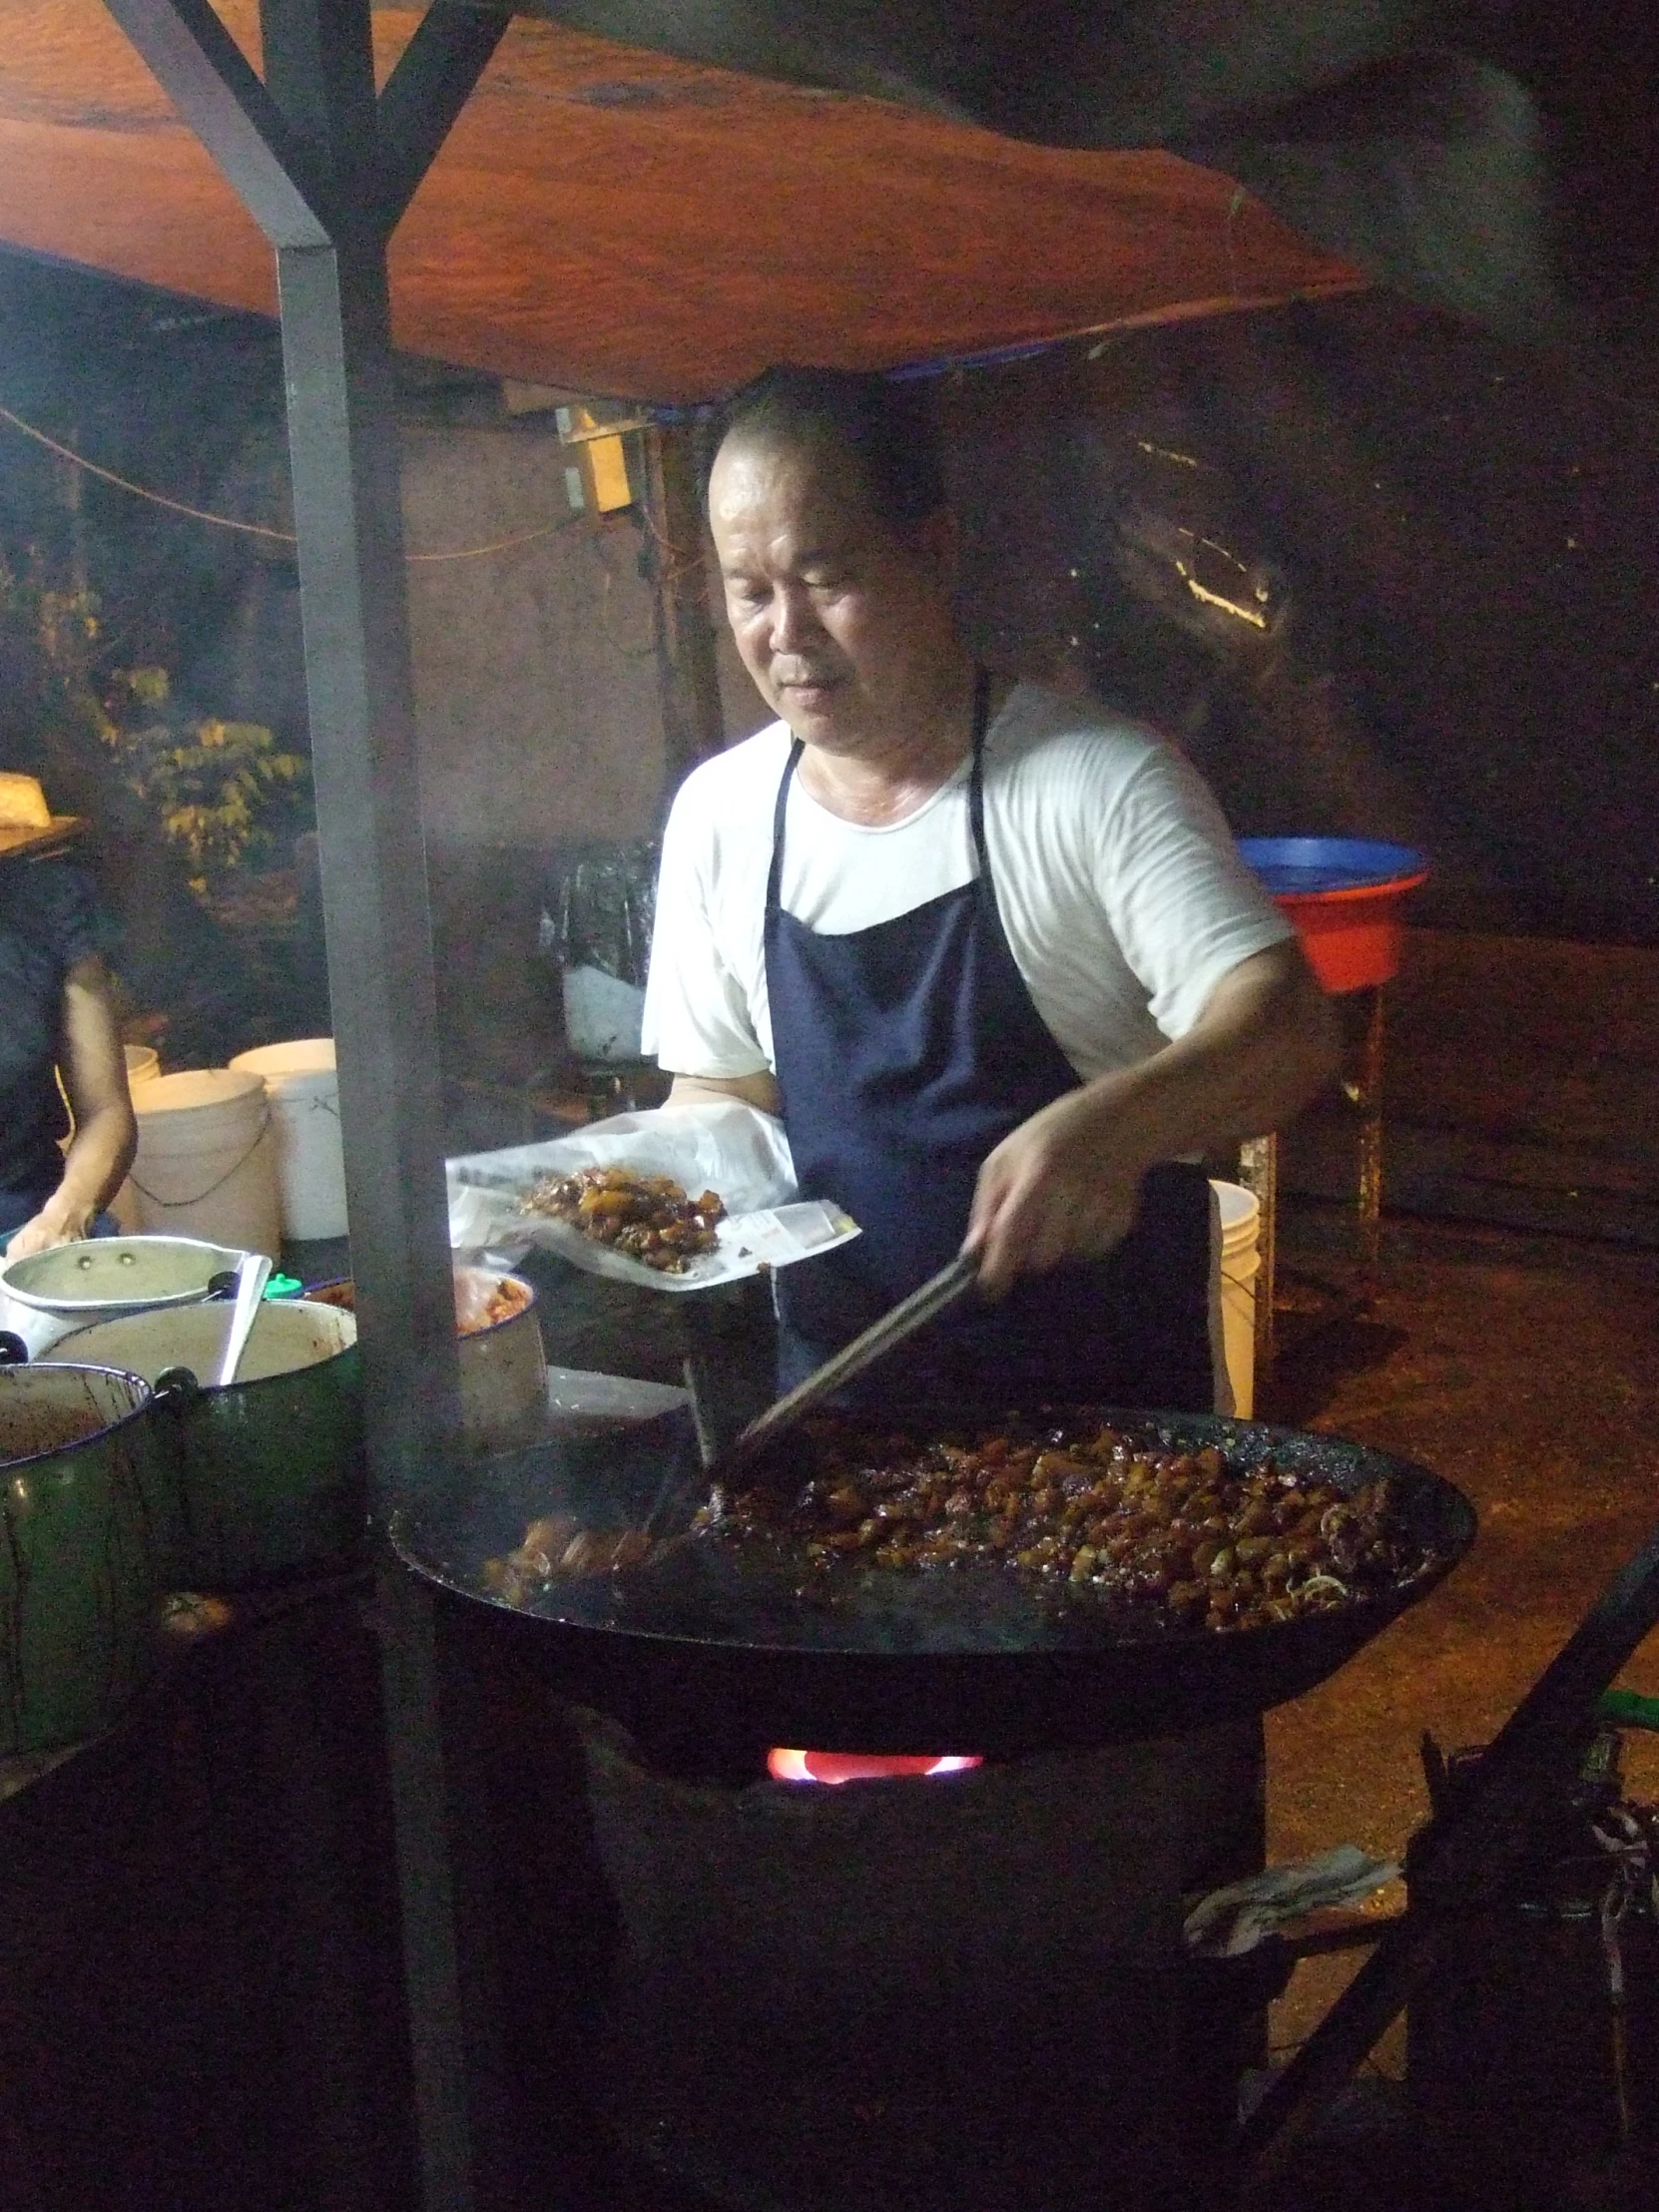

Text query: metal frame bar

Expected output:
[378,0,515,229]
[98,6,513,2207]
[102,0,335,246]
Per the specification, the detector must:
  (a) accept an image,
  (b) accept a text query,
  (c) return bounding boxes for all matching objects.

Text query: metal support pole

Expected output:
[98,5,511,2207]
[276,227,493,2211]
[273,223,461,1498]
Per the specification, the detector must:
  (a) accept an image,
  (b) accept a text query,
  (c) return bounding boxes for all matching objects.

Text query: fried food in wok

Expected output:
[483,1514,655,1604]
[484,1416,1434,1639]
[700,1418,1425,1633]
[520,1166,726,1273]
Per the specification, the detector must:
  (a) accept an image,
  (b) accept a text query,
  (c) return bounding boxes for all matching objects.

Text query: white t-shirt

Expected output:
[641,681,1293,1082]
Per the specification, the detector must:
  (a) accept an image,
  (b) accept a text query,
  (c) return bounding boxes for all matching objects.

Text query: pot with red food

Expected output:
[305,1265,547,1450]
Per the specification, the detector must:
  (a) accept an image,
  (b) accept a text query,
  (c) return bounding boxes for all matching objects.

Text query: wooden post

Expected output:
[1238,1132,1278,1387]
[642,419,727,797]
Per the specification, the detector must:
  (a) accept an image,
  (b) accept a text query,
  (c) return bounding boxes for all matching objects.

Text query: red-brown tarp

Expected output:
[0,1,1362,401]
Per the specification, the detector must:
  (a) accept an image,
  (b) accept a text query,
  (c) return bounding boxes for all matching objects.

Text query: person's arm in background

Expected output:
[966,937,1337,1294]
[5,957,137,1257]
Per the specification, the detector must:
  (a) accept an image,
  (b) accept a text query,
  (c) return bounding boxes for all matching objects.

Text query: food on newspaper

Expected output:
[519,1165,726,1273]
[696,1418,1426,1634]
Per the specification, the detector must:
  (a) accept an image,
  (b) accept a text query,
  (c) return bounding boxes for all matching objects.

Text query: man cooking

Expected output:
[643,367,1339,1409]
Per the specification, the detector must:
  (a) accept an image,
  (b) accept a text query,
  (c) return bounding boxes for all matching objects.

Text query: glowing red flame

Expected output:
[767,1749,984,1785]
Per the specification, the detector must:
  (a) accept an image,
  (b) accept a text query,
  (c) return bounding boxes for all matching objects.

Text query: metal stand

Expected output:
[1236,1510,1659,2203]
[97,6,514,2207]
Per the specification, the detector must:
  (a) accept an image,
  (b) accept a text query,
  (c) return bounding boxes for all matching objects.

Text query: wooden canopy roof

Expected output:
[0,1,1362,401]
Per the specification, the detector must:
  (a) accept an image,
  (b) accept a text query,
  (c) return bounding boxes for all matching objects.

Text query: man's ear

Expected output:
[906,504,961,593]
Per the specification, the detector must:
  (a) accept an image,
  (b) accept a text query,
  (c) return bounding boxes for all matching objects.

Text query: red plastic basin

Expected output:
[1238,839,1429,992]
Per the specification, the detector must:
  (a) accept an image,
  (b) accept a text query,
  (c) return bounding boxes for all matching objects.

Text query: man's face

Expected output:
[708,431,961,756]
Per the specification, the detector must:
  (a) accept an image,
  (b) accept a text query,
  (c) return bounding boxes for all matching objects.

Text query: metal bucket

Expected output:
[47,1301,365,1588]
[0,1362,177,1753]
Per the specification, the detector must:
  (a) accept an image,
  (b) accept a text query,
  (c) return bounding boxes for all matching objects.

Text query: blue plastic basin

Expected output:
[1237,838,1428,896]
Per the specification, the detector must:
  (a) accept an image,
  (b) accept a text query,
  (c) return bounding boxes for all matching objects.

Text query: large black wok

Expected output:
[392,1404,1474,1759]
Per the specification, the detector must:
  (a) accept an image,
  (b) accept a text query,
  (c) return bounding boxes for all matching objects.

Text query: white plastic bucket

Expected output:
[1209,1181,1261,1420]
[126,1069,280,1259]
[229,1038,346,1241]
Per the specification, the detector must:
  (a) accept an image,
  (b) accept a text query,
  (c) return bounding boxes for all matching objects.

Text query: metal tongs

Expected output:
[701,1250,979,1485]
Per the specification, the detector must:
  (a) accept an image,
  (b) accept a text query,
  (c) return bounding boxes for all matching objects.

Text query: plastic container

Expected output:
[229,1038,347,1240]
[1210,1180,1261,1419]
[561,964,647,1062]
[1238,837,1428,993]
[125,1069,281,1258]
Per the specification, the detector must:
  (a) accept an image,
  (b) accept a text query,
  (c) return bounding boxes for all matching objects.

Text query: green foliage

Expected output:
[103,667,310,895]
[0,563,118,781]
[0,552,310,898]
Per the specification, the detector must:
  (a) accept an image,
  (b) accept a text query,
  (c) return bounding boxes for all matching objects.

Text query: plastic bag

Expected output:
[537,838,660,985]
[446,1101,860,1294]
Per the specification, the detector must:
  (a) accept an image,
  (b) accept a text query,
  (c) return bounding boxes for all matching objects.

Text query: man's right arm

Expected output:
[667,1070,783,1115]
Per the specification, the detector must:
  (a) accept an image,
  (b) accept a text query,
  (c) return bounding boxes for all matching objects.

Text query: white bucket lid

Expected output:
[134,1067,267,1121]
[230,1038,336,1081]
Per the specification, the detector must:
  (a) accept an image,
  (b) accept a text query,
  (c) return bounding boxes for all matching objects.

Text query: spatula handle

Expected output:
[719,1250,979,1479]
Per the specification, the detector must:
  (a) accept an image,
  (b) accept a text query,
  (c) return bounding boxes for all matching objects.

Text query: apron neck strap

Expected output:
[767,665,994,913]
[767,739,806,914]
[965,663,992,875]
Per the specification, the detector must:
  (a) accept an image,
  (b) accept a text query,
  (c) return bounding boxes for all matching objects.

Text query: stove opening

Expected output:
[767,1749,984,1785]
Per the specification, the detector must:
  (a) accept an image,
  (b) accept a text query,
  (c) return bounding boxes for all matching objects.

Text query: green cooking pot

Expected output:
[0,1360,179,1753]
[46,1301,365,1588]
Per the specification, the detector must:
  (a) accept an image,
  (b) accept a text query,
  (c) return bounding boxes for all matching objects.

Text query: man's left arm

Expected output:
[964,939,1338,1294]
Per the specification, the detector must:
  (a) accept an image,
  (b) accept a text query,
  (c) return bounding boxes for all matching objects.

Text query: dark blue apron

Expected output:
[764,672,1215,1412]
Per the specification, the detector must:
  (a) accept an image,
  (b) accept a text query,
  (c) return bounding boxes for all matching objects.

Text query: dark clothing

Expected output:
[0,860,115,1207]
[764,673,1213,1413]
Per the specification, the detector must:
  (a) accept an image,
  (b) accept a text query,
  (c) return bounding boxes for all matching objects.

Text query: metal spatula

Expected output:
[708,1250,979,1484]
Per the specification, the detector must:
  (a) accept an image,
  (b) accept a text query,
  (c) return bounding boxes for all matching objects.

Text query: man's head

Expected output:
[707,368,968,759]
